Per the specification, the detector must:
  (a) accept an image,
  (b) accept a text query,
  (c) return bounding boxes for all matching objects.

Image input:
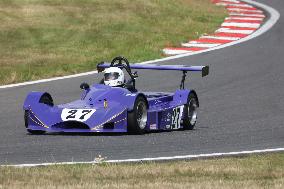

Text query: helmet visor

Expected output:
[104,72,119,81]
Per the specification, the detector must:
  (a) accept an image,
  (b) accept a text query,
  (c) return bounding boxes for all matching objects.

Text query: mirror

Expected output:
[80,82,90,90]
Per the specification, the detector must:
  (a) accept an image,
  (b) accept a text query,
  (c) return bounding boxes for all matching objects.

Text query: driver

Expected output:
[103,67,125,87]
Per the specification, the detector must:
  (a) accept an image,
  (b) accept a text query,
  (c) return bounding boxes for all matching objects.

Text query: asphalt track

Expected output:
[0,0,283,165]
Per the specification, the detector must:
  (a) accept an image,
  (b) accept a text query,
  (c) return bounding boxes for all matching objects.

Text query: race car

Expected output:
[23,56,209,134]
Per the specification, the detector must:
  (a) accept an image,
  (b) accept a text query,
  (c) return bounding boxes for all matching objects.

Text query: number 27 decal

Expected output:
[171,105,184,129]
[61,109,96,122]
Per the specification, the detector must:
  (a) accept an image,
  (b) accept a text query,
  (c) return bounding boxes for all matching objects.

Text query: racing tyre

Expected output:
[128,96,148,134]
[24,110,46,135]
[183,93,198,130]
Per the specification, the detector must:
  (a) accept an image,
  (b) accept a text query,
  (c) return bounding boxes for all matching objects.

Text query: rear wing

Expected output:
[97,56,209,90]
[97,63,209,77]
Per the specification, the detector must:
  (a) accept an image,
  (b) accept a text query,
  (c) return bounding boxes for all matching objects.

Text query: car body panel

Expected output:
[24,84,193,133]
[24,57,207,134]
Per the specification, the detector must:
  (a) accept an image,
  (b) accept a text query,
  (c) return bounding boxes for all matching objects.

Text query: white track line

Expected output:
[0,0,280,91]
[4,148,284,167]
[0,71,99,89]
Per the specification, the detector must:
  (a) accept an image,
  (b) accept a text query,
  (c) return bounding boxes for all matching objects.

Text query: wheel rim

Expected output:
[188,98,198,125]
[136,101,147,130]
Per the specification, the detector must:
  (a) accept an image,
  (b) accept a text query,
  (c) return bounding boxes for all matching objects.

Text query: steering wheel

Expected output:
[110,56,135,79]
[111,56,130,67]
[110,56,138,91]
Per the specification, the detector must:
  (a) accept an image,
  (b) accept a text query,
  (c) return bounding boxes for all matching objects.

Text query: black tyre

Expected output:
[127,96,148,134]
[183,93,198,130]
[24,110,46,135]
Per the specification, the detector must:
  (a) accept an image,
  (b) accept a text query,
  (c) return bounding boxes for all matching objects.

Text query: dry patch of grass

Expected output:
[0,0,226,85]
[1,153,284,189]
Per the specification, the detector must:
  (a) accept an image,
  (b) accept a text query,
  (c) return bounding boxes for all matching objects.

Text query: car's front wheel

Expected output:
[183,93,198,130]
[127,96,148,134]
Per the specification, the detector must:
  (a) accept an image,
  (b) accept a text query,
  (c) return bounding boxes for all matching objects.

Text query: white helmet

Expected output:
[104,67,125,87]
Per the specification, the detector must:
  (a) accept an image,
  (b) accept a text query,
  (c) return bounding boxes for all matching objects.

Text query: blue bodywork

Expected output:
[23,84,195,133]
[23,56,207,133]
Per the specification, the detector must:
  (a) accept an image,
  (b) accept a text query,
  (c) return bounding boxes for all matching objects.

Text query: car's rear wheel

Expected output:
[127,96,148,134]
[183,93,198,130]
[24,110,46,135]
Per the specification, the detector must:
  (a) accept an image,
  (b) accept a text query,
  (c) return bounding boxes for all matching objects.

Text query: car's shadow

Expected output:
[27,128,198,137]
[44,132,126,137]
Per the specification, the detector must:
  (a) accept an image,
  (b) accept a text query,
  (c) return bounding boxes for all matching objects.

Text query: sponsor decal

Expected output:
[166,113,171,122]
[150,124,157,130]
[104,99,108,109]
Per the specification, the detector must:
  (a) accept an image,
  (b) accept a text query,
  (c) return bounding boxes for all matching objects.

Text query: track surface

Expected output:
[0,0,283,165]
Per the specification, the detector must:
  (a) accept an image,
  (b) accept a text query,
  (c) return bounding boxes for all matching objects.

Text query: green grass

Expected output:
[0,0,226,85]
[1,153,284,189]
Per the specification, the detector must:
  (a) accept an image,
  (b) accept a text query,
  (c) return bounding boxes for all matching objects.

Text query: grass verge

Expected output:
[1,153,284,189]
[0,0,226,85]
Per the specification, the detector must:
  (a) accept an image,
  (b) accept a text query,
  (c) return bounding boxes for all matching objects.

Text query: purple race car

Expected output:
[23,56,209,134]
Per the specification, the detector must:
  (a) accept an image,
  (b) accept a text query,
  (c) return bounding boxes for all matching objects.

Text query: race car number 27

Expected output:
[171,105,184,129]
[61,109,96,122]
